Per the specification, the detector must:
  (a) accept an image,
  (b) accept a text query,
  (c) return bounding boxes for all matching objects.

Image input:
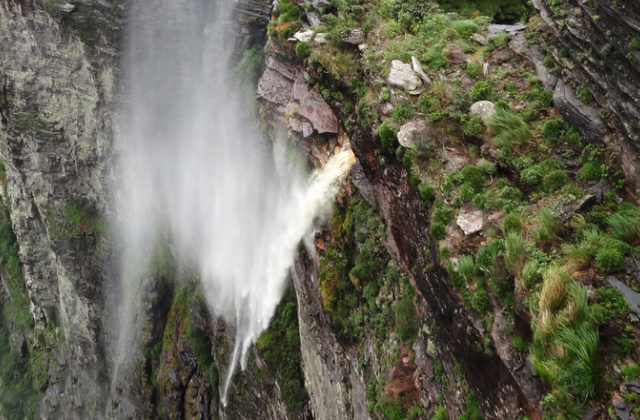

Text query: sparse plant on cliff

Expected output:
[295,41,311,60]
[487,108,531,150]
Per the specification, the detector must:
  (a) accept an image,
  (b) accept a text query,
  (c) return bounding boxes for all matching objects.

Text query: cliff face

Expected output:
[527,0,640,190]
[0,0,118,416]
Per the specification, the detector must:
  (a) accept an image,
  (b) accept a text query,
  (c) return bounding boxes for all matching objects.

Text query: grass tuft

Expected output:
[487,108,532,150]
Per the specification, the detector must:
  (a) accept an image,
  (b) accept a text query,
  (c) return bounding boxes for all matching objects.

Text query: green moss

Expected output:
[257,284,309,416]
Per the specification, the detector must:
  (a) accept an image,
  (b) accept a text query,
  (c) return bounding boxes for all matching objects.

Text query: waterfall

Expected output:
[113,0,354,406]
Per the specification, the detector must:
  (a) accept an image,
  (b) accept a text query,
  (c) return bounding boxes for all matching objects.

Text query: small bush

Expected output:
[576,86,594,104]
[607,206,640,243]
[543,55,554,67]
[462,117,484,137]
[392,102,414,124]
[487,108,531,150]
[416,94,439,113]
[621,363,640,381]
[451,20,479,37]
[472,81,493,101]
[376,120,399,149]
[295,42,311,60]
[595,247,624,272]
[431,222,447,240]
[394,296,419,343]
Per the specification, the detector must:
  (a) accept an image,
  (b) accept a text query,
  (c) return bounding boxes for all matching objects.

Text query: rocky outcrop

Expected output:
[258,57,339,136]
[525,0,640,189]
[0,0,120,416]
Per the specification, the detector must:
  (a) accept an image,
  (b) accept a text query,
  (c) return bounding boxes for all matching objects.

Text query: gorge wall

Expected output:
[1,0,640,419]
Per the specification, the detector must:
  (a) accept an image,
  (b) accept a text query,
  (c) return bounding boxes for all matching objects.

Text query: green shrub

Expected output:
[520,160,567,192]
[543,55,554,67]
[472,81,493,101]
[363,281,381,311]
[428,110,447,123]
[581,161,604,181]
[416,94,439,113]
[432,406,449,420]
[487,108,531,150]
[451,20,479,37]
[522,109,536,121]
[576,86,594,104]
[593,287,632,322]
[295,42,311,60]
[462,117,484,137]
[621,363,640,381]
[504,81,517,92]
[431,222,447,240]
[394,296,419,343]
[423,48,448,68]
[595,247,624,272]
[541,119,565,146]
[472,281,490,312]
[459,255,476,281]
[462,165,486,192]
[392,102,414,124]
[376,120,399,149]
[419,184,436,201]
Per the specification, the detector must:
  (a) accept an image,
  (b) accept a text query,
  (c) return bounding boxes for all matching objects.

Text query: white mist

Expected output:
[113,0,354,406]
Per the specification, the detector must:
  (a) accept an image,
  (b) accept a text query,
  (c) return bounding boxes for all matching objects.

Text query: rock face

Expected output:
[388,60,421,91]
[0,0,118,416]
[258,57,338,135]
[469,101,496,121]
[397,119,430,148]
[456,203,483,235]
[527,0,640,189]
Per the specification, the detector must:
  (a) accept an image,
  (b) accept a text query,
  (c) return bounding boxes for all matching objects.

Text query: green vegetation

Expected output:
[487,108,531,150]
[436,0,530,22]
[0,194,39,419]
[295,41,311,60]
[236,45,264,83]
[258,285,309,416]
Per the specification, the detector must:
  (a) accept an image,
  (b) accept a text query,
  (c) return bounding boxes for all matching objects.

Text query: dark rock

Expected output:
[582,408,599,420]
[523,359,539,377]
[553,81,607,142]
[531,0,640,190]
[349,160,376,206]
[559,194,595,221]
[622,381,640,394]
[509,32,557,90]
[590,181,611,204]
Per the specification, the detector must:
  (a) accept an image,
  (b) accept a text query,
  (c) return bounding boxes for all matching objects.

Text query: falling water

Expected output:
[113,0,354,406]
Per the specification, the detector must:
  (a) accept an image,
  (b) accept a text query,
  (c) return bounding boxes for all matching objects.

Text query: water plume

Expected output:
[112,0,354,405]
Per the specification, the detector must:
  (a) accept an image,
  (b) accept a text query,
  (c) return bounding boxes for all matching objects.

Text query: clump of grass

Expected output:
[451,20,478,37]
[532,208,563,246]
[621,363,640,381]
[502,213,522,234]
[459,255,476,282]
[521,260,542,289]
[505,231,527,276]
[487,108,532,150]
[531,267,600,414]
[607,204,640,243]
